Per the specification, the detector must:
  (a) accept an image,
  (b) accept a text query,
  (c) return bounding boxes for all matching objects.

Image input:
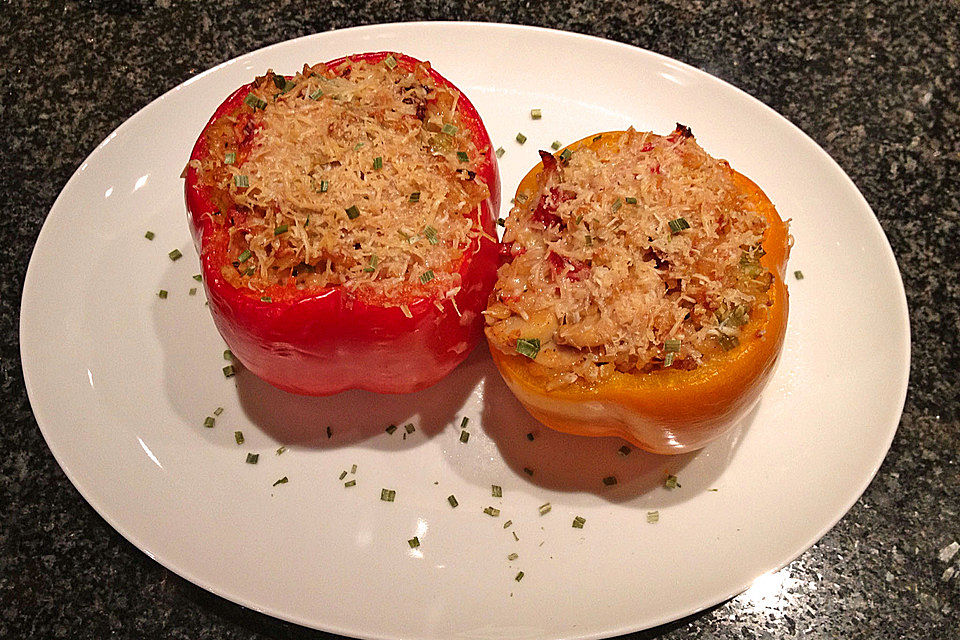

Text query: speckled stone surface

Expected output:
[2,1,957,638]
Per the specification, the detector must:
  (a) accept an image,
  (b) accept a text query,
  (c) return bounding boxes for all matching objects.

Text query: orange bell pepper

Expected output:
[487,131,790,454]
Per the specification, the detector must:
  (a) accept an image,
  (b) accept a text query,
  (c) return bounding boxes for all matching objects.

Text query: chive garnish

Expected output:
[224,152,236,165]
[404,423,415,434]
[381,489,396,502]
[664,352,676,367]
[593,134,603,142]
[144,231,155,240]
[354,142,365,150]
[574,213,583,226]
[408,537,420,548]
[530,108,542,119]
[665,474,680,489]
[495,147,505,158]
[442,123,458,136]
[168,249,182,261]
[717,333,740,351]
[158,289,168,299]
[276,446,287,455]
[538,503,551,516]
[457,151,469,163]
[508,552,519,561]
[308,87,323,100]
[559,148,572,161]
[448,495,459,508]
[385,424,398,435]
[243,93,267,110]
[584,235,592,246]
[260,296,272,303]
[602,475,618,486]
[234,431,244,445]
[373,156,383,170]
[274,224,288,235]
[515,338,540,359]
[237,249,251,263]
[483,506,500,517]
[625,196,638,205]
[523,467,534,476]
[515,132,527,144]
[363,254,379,273]
[423,226,438,244]
[647,510,659,523]
[665,338,681,353]
[794,270,804,280]
[213,406,224,416]
[618,445,631,456]
[339,470,347,480]
[234,175,249,188]
[409,192,421,202]
[503,520,513,529]
[350,464,357,474]
[551,140,561,150]
[492,485,502,498]
[345,205,360,220]
[193,274,203,282]
[611,198,623,212]
[384,54,398,69]
[203,416,215,428]
[515,571,524,582]
[188,288,197,296]
[459,431,470,444]
[223,365,236,378]
[222,349,232,360]
[246,453,259,464]
[273,476,288,487]
[572,516,586,529]
[320,180,329,192]
[344,479,356,488]
[420,270,435,284]
[668,217,690,234]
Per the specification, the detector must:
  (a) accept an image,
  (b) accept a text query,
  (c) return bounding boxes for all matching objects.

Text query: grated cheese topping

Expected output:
[194,56,490,302]
[485,127,774,389]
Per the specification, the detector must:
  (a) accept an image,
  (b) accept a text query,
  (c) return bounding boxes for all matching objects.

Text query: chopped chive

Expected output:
[516,193,528,203]
[384,54,398,69]
[559,148,572,161]
[794,270,804,280]
[246,453,259,464]
[497,218,506,227]
[308,87,324,100]
[423,226,438,244]
[572,516,586,529]
[157,289,168,299]
[593,134,603,142]
[354,142,365,150]
[273,476,288,487]
[665,474,680,489]
[363,254,379,273]
[203,416,215,428]
[213,406,224,416]
[617,445,631,457]
[339,470,347,480]
[456,150,469,163]
[274,224,288,235]
[373,156,383,170]
[193,274,203,282]
[272,74,287,90]
[407,536,420,548]
[400,304,412,318]
[665,338,681,353]
[350,464,357,474]
[538,502,551,516]
[574,213,584,225]
[512,531,519,541]
[188,287,197,296]
[515,338,541,359]
[260,296,272,303]
[385,424,398,435]
[320,180,329,192]
[245,267,255,276]
[224,152,236,165]
[523,467,534,476]
[243,93,267,110]
[515,132,527,144]
[404,423,415,434]
[647,510,660,523]
[381,488,396,502]
[237,249,252,263]
[668,217,690,234]
[530,108,542,119]
[345,205,360,220]
[344,479,356,488]
[223,349,233,360]
[602,475,618,486]
[717,333,740,351]
[223,364,236,378]
[276,446,287,455]
[625,196,638,205]
[483,506,500,517]
[492,485,502,498]
[611,198,623,212]
[526,432,535,441]
[442,123,458,136]
[515,571,524,582]
[234,175,249,188]
[144,231,155,240]
[420,270,435,284]
[234,431,244,445]
[447,495,459,508]
[409,191,421,202]
[664,352,676,367]
[459,430,470,443]
[460,416,470,429]
[584,235,592,246]
[495,147,505,158]
[508,552,519,561]
[551,140,561,150]
[503,520,513,529]
[168,248,182,261]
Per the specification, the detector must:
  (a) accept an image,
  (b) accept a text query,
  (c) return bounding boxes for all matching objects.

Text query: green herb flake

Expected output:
[602,475,618,486]
[459,430,470,444]
[460,416,470,429]
[492,485,502,498]
[559,148,572,162]
[188,288,197,296]
[668,217,691,234]
[409,191,421,203]
[223,349,233,360]
[381,488,396,502]
[246,453,259,464]
[420,270,435,284]
[625,196,638,205]
[442,123,458,136]
[508,552,519,561]
[457,151,469,163]
[350,464,357,474]
[572,516,586,529]
[404,423,416,434]
[213,406,224,416]
[234,431,244,445]
[192,274,203,282]
[523,467,534,476]
[617,445,631,457]
[503,520,513,529]
[308,87,324,100]
[144,231,155,240]
[203,416,215,428]
[515,132,527,144]
[384,54,398,69]
[551,140,561,150]
[423,226,439,245]
[363,254,379,273]
[373,156,383,170]
[530,108,542,120]
[538,502,552,516]
[168,248,183,261]
[274,224,288,235]
[584,235,592,246]
[344,479,357,488]
[515,338,541,359]
[483,506,501,517]
[447,495,459,508]
[664,352,676,367]
[339,470,348,480]
[320,180,329,193]
[717,333,740,351]
[647,510,660,523]
[224,152,236,165]
[515,571,524,582]
[495,147,506,158]
[243,93,267,110]
[157,289,168,299]
[354,142,365,151]
[345,205,361,220]
[222,365,236,378]
[794,270,805,280]
[237,249,252,263]
[665,338,681,353]
[611,198,623,213]
[407,536,420,548]
[665,474,681,489]
[276,446,287,456]
[260,296,272,303]
[234,175,249,188]
[385,424,398,435]
[273,476,288,487]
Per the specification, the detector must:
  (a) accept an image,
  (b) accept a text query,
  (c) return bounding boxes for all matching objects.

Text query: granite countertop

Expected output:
[2,1,957,638]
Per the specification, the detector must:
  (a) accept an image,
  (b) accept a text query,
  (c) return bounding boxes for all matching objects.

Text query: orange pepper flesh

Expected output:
[487,131,790,454]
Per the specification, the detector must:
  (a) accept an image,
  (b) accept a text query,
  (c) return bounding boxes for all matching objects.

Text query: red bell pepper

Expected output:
[184,52,500,395]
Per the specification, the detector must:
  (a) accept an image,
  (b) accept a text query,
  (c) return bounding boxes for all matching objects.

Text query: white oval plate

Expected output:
[21,22,909,640]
